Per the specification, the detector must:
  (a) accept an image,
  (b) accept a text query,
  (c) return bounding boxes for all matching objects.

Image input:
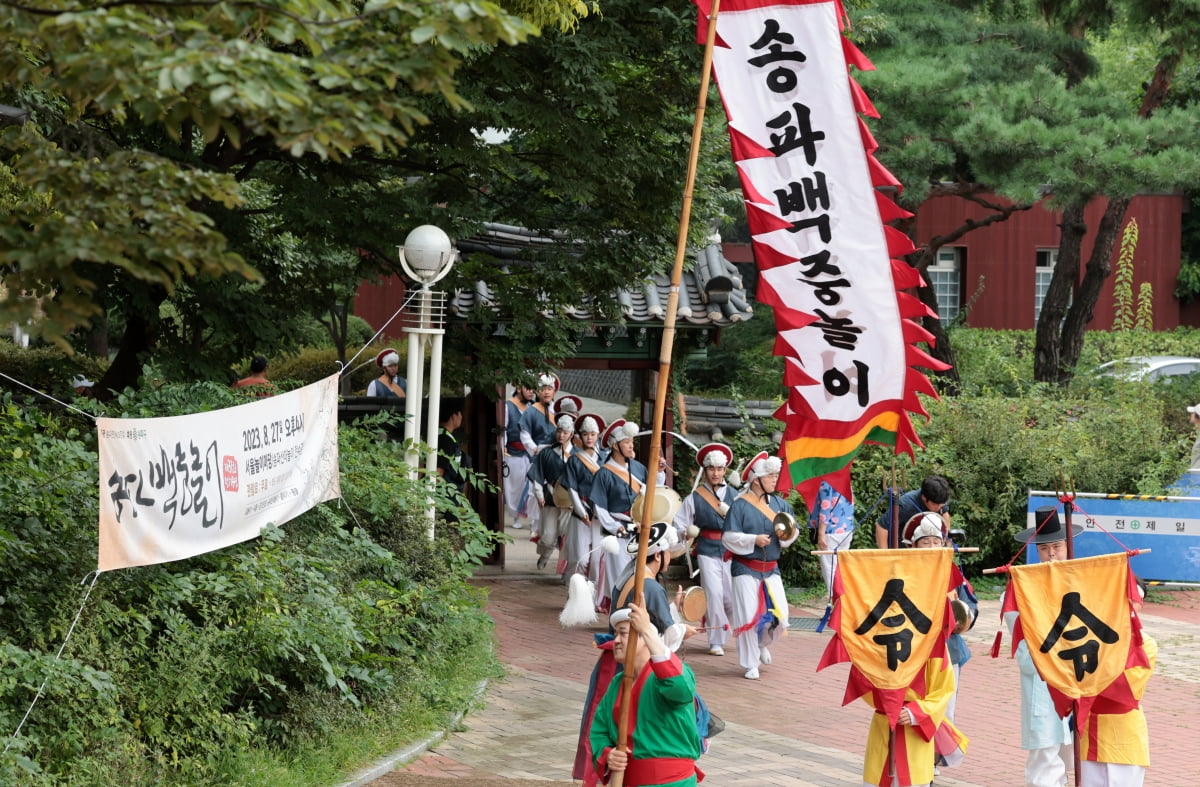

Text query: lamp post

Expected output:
[398,224,458,538]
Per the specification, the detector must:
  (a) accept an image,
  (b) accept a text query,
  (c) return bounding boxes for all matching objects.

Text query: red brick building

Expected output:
[910,192,1194,330]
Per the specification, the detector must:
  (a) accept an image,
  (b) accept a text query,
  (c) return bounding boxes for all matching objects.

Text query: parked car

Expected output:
[1095,355,1200,382]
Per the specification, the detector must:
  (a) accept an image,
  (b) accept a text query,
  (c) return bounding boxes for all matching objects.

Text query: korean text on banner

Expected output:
[97,373,341,572]
[699,0,949,505]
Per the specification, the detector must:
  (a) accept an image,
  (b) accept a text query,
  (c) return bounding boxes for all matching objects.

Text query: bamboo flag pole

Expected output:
[610,2,721,783]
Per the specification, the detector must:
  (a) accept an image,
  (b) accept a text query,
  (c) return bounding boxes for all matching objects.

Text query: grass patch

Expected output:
[787,585,830,608]
[211,623,502,787]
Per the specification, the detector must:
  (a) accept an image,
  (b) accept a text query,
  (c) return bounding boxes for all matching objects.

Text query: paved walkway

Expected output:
[366,535,1200,786]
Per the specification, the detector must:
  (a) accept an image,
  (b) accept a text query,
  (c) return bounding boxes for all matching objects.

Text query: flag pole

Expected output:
[611,1,721,783]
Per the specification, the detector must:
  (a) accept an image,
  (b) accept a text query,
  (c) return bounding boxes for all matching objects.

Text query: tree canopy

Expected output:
[853,0,1200,386]
[1,0,738,394]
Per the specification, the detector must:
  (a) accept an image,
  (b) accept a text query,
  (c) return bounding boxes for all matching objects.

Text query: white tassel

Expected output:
[560,574,598,628]
[601,535,621,555]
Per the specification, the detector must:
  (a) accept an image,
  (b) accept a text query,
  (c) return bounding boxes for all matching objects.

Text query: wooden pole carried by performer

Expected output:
[610,2,722,783]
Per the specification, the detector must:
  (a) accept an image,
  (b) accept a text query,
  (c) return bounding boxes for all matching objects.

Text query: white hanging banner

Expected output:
[97,373,341,571]
[698,0,947,505]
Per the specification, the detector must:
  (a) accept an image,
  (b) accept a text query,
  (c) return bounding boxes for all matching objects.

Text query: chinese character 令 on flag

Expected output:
[818,549,954,723]
[1004,552,1150,726]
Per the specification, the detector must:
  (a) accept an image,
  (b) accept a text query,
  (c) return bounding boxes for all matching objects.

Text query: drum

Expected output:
[680,586,707,623]
[951,598,971,632]
[631,486,683,524]
[551,482,573,508]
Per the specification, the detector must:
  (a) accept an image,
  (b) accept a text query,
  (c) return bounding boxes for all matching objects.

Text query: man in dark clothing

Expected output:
[876,474,951,549]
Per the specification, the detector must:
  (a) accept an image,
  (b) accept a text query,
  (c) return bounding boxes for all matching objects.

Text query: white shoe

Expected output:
[708,646,724,656]
[511,520,524,529]
[759,647,772,665]
[744,667,759,680]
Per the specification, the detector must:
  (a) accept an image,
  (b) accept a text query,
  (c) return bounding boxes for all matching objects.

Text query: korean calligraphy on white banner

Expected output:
[696,0,949,507]
[97,373,341,571]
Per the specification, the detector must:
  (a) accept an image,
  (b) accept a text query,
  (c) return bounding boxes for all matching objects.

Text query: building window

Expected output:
[927,248,961,325]
[1035,249,1058,324]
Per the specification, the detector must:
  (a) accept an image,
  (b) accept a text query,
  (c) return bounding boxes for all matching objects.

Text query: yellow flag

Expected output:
[1009,553,1132,700]
[833,549,952,690]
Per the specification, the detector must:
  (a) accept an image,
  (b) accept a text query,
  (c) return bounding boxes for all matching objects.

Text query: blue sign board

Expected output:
[1026,484,1200,582]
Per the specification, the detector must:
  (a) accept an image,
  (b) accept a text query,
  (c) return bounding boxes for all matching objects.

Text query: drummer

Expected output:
[527,413,577,571]
[563,414,606,594]
[674,442,738,657]
[722,451,799,680]
[589,419,648,605]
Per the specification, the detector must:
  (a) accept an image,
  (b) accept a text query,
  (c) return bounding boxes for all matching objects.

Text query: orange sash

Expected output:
[603,461,644,496]
[696,485,725,515]
[741,491,776,523]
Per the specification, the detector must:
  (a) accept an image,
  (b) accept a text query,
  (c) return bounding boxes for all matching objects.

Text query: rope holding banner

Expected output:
[4,571,102,754]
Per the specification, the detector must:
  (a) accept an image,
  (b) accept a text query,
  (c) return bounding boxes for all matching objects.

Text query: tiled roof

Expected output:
[451,224,754,327]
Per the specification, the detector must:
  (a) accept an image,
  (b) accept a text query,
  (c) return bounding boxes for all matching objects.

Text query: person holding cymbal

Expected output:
[722,451,798,680]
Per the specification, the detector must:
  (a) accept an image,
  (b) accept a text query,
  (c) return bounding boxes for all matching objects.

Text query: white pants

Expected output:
[568,516,601,574]
[536,505,571,559]
[603,539,633,599]
[502,454,531,518]
[819,528,854,596]
[1025,743,1072,787]
[947,662,962,724]
[1079,762,1145,787]
[696,554,734,649]
[731,572,789,671]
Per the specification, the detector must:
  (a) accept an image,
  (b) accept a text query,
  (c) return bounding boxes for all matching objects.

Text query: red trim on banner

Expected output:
[752,240,800,271]
[848,77,880,118]
[884,225,917,257]
[890,257,922,289]
[876,191,913,221]
[774,305,819,332]
[858,116,879,154]
[783,358,820,387]
[728,125,778,161]
[737,166,777,208]
[841,35,874,71]
[901,318,936,345]
[868,154,903,191]
[745,201,795,236]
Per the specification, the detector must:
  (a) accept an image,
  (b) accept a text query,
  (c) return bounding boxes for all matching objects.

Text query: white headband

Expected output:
[556,414,575,432]
[609,422,639,448]
[751,456,782,478]
[579,416,599,434]
[380,351,399,367]
[703,452,729,468]
[538,373,556,388]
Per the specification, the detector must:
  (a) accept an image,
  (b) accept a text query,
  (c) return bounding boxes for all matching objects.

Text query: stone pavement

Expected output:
[361,535,1200,786]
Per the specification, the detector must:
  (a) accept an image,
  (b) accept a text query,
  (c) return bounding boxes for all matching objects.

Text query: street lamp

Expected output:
[398,224,458,538]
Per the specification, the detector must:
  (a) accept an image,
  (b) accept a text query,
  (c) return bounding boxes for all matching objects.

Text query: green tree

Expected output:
[0,0,591,392]
[1,0,737,397]
[854,0,1200,387]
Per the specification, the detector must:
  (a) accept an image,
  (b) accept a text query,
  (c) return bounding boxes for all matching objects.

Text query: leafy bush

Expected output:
[0,340,106,402]
[765,327,1200,587]
[0,380,497,784]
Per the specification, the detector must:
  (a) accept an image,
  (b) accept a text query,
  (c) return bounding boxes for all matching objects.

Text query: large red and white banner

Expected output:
[97,374,341,571]
[697,0,947,506]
